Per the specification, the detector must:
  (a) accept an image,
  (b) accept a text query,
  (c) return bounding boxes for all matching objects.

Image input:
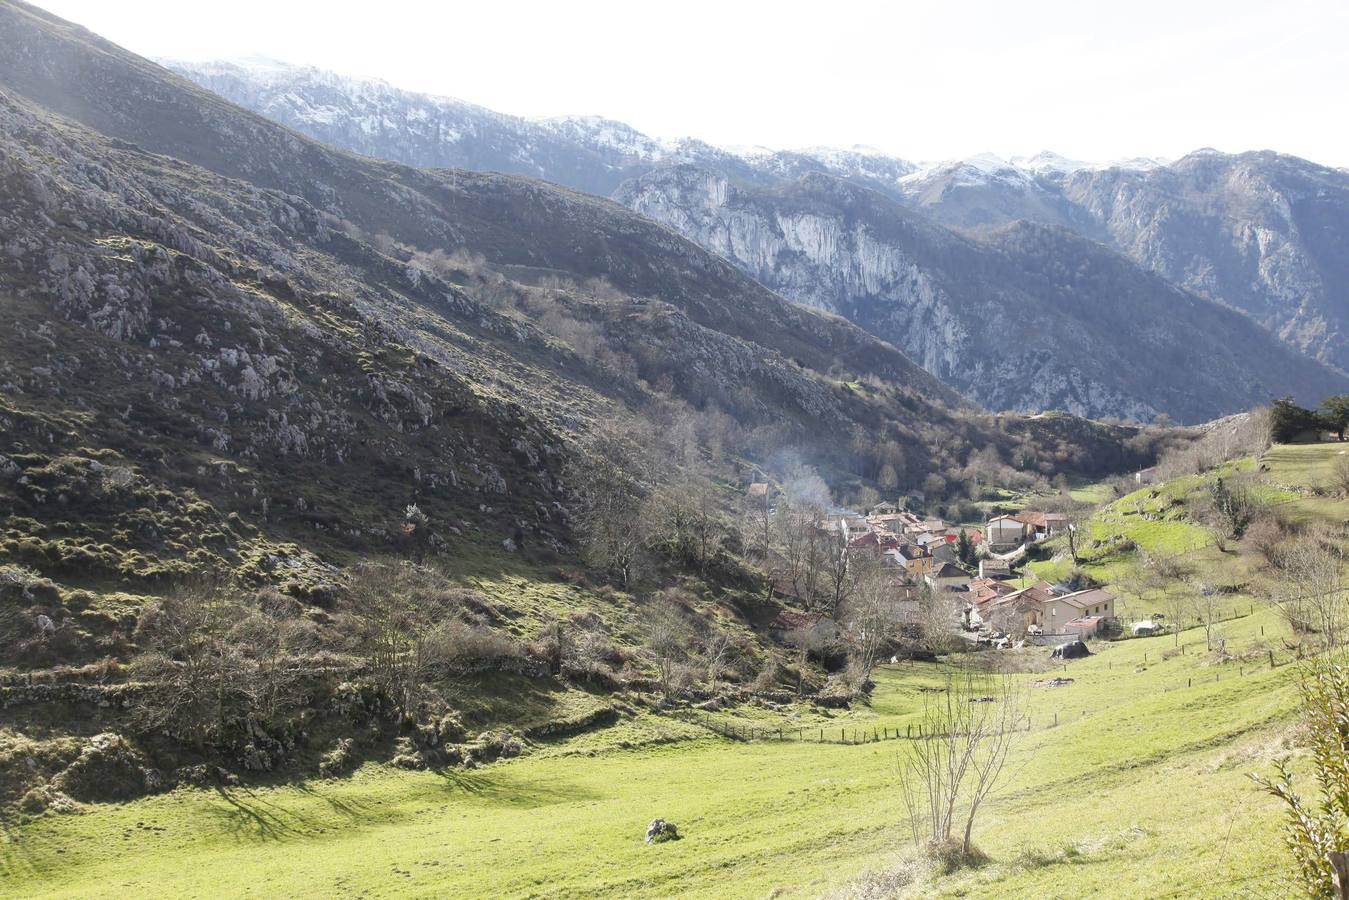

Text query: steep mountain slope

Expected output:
[3,0,1170,600]
[0,2,1211,826]
[616,166,1349,422]
[865,149,1349,372]
[0,0,989,582]
[1061,150,1349,370]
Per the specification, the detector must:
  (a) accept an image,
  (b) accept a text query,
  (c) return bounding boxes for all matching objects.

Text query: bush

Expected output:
[436,620,524,672]
[925,836,988,874]
[52,733,163,803]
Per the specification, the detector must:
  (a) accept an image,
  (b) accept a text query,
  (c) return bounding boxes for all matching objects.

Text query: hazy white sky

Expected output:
[30,0,1349,166]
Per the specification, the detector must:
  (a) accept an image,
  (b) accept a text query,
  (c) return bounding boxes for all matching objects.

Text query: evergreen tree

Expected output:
[955,529,976,568]
[1270,397,1325,443]
[1321,395,1349,441]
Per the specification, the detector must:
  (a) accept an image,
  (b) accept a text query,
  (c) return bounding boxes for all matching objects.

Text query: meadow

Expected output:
[7,445,1340,898]
[0,605,1300,898]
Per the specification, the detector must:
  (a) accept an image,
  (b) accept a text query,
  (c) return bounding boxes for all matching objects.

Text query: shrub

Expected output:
[436,620,524,672]
[925,836,989,874]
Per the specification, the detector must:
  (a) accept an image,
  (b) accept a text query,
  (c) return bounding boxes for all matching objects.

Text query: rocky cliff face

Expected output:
[617,166,1348,423]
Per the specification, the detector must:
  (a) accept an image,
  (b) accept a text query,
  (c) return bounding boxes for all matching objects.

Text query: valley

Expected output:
[3,2,1349,897]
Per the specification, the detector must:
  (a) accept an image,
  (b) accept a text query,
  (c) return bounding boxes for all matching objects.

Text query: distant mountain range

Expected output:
[165,58,1349,419]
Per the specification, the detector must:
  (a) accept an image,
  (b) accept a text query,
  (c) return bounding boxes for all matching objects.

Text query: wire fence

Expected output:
[683,604,1326,746]
[677,711,944,745]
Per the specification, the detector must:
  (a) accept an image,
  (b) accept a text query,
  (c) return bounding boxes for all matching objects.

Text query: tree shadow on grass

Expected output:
[292,783,372,820]
[433,768,601,809]
[202,785,358,842]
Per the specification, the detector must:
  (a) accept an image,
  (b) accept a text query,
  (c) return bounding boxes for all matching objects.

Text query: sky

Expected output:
[28,0,1349,167]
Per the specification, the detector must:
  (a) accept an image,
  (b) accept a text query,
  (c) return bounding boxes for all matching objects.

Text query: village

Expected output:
[748,482,1123,654]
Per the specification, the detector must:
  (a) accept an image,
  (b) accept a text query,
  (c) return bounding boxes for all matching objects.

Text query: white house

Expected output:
[985,515,1025,547]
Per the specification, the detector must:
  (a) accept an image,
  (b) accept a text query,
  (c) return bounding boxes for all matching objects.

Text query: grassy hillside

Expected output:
[1,604,1302,898]
[1025,442,1349,624]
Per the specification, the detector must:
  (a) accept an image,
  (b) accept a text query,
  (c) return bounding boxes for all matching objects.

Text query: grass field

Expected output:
[7,447,1340,898]
[0,605,1302,898]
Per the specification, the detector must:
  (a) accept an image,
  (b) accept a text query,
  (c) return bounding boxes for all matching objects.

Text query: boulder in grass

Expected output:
[645,818,680,844]
[1051,640,1090,660]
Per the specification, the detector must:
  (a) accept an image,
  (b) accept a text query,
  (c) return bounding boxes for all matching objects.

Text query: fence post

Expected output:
[819,728,824,743]
[1054,711,1058,726]
[1270,650,1275,668]
[1188,677,1191,688]
[907,724,911,738]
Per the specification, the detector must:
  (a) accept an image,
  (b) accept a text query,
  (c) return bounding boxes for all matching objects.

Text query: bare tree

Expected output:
[341,562,458,714]
[916,581,962,653]
[841,556,901,684]
[1136,552,1192,646]
[131,583,251,751]
[233,588,319,724]
[646,588,694,700]
[821,528,853,617]
[742,485,774,561]
[701,628,737,687]
[896,666,1027,862]
[1188,583,1226,652]
[685,473,725,572]
[131,581,324,753]
[776,502,828,609]
[1268,528,1349,650]
[566,422,654,588]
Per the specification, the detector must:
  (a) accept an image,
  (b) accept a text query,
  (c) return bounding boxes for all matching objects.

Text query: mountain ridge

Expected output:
[161,55,1349,413]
